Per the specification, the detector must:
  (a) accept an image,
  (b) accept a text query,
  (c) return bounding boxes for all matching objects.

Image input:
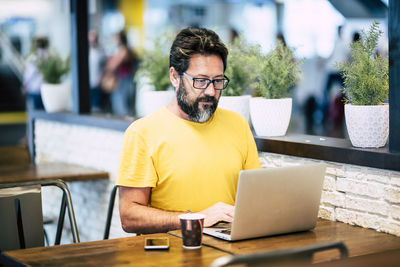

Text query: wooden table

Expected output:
[0,162,109,244]
[1,234,228,267]
[312,248,400,267]
[170,219,400,263]
[2,220,400,267]
[0,162,109,184]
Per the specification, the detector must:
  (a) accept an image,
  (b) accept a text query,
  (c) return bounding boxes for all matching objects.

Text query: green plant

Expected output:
[36,52,70,84]
[135,31,173,91]
[223,36,260,96]
[255,40,302,99]
[336,20,388,105]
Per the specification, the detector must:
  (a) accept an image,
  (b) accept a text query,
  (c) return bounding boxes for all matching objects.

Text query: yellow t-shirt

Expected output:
[116,107,261,212]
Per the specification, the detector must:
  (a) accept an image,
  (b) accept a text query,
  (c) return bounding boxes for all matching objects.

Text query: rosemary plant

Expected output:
[256,41,303,99]
[336,20,388,105]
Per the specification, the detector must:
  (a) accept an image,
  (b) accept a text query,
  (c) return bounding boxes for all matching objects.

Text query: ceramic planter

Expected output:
[41,83,71,113]
[344,104,389,148]
[250,97,292,136]
[140,90,175,117]
[218,95,251,123]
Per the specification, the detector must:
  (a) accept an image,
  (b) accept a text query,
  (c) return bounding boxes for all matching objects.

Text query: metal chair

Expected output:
[0,179,80,251]
[210,241,348,267]
[103,185,118,239]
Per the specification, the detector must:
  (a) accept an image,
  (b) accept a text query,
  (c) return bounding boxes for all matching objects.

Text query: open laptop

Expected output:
[203,163,326,241]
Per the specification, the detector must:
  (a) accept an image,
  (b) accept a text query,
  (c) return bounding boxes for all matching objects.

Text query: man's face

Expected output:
[176,54,224,123]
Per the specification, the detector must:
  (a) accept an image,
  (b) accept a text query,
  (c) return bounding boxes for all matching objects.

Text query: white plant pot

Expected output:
[218,95,251,123]
[344,104,389,148]
[141,90,175,117]
[41,83,71,113]
[250,97,292,137]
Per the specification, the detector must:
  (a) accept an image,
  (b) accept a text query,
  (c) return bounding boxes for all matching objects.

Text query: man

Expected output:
[117,27,260,234]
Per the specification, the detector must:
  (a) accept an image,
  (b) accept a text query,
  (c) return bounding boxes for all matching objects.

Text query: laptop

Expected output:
[203,163,326,241]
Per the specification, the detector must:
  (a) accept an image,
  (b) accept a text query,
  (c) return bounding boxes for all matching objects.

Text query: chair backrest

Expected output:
[0,185,44,251]
[210,241,348,267]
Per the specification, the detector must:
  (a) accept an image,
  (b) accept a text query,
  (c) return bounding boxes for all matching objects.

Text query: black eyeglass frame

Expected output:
[182,72,230,90]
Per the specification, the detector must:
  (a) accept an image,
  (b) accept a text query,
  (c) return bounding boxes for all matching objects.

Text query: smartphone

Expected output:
[144,237,170,250]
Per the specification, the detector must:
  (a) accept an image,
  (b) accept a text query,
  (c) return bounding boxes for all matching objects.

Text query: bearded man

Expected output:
[117,27,260,234]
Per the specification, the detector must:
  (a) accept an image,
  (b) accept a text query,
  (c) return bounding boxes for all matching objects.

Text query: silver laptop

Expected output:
[203,163,326,241]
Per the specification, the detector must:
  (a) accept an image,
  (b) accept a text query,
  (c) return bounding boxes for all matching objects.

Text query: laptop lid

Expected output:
[204,163,326,241]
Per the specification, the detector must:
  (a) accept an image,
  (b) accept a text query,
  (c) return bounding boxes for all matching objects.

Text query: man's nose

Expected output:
[204,81,216,96]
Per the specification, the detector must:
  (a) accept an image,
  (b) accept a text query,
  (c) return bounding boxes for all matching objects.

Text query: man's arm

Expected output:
[119,186,235,234]
[119,186,181,234]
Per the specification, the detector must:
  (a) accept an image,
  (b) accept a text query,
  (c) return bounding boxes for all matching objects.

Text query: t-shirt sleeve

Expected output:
[243,119,261,170]
[116,125,158,187]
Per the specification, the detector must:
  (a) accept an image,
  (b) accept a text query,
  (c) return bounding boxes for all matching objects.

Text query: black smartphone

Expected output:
[144,237,170,250]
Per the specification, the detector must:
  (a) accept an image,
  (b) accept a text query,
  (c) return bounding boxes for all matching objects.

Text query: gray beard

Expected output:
[176,80,218,123]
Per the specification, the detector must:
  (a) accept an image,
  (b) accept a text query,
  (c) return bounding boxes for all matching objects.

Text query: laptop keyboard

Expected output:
[217,229,231,235]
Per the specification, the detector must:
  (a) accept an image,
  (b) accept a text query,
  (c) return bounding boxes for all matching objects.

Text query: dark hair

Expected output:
[33,37,49,50]
[169,27,228,74]
[352,32,361,43]
[118,31,128,46]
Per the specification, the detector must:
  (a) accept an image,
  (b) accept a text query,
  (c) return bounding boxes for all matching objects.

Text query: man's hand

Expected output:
[200,202,234,227]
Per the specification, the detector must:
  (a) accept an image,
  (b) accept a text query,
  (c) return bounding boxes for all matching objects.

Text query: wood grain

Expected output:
[170,219,400,263]
[312,248,400,267]
[4,234,228,267]
[0,162,109,184]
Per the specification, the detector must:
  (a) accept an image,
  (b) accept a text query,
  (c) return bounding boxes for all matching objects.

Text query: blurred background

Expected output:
[0,0,388,145]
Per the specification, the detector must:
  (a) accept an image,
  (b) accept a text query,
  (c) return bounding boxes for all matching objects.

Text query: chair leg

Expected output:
[41,179,80,244]
[43,229,49,246]
[56,181,80,243]
[103,186,118,240]
[54,193,66,245]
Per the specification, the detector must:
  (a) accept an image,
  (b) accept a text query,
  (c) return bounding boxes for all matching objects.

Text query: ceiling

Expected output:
[328,0,387,18]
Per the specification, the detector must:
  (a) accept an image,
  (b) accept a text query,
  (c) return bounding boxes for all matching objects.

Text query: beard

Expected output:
[177,80,219,123]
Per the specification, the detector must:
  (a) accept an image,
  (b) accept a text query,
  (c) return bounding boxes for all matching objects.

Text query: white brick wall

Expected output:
[34,120,400,242]
[259,152,400,237]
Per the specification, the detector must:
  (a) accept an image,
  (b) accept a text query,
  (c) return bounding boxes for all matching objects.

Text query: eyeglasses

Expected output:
[182,72,229,90]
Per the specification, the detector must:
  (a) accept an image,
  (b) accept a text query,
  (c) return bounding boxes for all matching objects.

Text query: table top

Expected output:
[0,162,109,184]
[170,219,400,264]
[3,233,228,267]
[312,248,400,267]
[3,219,400,267]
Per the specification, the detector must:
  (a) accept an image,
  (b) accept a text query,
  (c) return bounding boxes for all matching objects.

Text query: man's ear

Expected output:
[169,67,179,90]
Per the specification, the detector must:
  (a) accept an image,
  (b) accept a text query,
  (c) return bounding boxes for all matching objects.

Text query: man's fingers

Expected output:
[221,214,233,223]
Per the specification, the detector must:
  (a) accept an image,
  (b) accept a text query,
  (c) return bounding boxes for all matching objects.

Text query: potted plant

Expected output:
[135,31,175,117]
[336,21,389,148]
[219,36,260,123]
[36,51,70,112]
[250,40,303,136]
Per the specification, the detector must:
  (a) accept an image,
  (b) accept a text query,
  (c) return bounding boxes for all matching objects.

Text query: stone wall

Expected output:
[34,119,400,244]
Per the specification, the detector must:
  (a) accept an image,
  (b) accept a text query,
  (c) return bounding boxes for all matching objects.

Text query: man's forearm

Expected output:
[120,202,182,234]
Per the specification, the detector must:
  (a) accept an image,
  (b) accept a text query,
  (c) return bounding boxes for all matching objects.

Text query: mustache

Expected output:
[197,96,217,104]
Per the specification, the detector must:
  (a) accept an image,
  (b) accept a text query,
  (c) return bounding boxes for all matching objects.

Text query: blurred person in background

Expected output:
[322,25,348,127]
[103,30,137,116]
[88,29,106,113]
[23,36,49,110]
[326,31,361,137]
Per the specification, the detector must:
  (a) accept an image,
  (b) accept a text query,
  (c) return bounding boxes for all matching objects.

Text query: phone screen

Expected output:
[144,237,169,250]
